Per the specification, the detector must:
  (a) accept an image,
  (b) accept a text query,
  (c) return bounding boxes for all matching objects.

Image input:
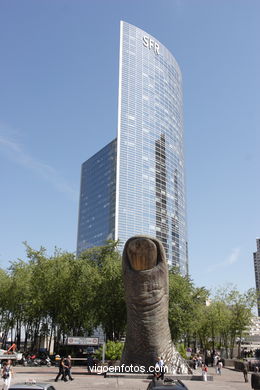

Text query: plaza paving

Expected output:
[9,365,253,390]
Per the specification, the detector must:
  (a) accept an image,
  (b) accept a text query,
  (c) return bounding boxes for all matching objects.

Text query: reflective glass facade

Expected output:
[77,139,117,255]
[115,22,188,273]
[254,239,260,316]
[77,22,188,274]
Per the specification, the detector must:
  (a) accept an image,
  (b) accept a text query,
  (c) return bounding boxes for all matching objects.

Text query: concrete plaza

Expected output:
[9,365,253,390]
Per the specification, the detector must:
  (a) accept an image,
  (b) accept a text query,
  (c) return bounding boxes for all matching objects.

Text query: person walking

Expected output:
[214,355,220,374]
[54,357,66,382]
[1,360,14,390]
[217,360,223,375]
[198,355,202,367]
[213,354,219,370]
[64,355,74,381]
[86,355,94,372]
[202,363,208,381]
[243,364,249,383]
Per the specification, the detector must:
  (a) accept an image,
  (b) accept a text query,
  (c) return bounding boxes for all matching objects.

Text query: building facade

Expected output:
[77,139,117,255]
[253,238,260,316]
[77,21,188,274]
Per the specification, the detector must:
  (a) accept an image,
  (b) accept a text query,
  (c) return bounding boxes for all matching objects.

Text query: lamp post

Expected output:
[102,333,106,364]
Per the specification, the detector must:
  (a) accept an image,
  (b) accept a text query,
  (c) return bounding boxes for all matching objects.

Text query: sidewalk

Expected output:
[182,366,252,390]
[10,365,253,389]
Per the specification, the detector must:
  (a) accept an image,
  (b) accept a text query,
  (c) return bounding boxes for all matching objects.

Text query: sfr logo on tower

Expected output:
[142,36,159,54]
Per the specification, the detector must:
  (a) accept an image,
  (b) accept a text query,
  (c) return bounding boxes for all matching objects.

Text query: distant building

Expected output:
[77,139,117,255]
[240,316,260,353]
[77,21,188,274]
[253,239,260,316]
[248,316,260,337]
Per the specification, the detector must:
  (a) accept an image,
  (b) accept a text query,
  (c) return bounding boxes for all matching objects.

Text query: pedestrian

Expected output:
[86,355,94,372]
[243,364,248,383]
[154,357,160,380]
[158,356,165,380]
[64,355,74,381]
[54,357,66,382]
[1,360,14,390]
[217,360,223,375]
[202,363,208,381]
[213,354,219,368]
[154,356,164,380]
[214,355,219,374]
[198,355,202,367]
[193,356,198,370]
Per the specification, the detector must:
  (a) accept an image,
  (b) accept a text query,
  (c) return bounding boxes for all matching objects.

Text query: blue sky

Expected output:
[0,0,259,295]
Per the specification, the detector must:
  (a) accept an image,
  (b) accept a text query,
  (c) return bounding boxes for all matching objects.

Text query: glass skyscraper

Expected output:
[77,21,188,274]
[77,139,117,254]
[253,239,260,316]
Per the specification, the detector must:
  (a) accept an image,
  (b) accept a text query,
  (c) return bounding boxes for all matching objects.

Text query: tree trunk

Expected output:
[15,319,21,350]
[48,324,54,354]
[24,326,29,352]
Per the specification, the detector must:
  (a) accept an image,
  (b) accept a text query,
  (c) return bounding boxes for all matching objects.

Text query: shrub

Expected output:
[95,340,124,361]
[177,343,187,359]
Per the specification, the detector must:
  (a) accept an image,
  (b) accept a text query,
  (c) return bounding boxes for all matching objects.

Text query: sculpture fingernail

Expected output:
[127,238,157,271]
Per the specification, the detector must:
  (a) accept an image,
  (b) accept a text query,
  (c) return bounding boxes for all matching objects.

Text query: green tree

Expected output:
[7,260,32,349]
[168,268,208,346]
[214,286,256,358]
[0,268,11,348]
[79,241,126,340]
[195,286,256,358]
[2,240,255,360]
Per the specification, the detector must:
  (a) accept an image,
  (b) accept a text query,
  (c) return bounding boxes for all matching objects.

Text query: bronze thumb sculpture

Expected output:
[121,235,190,374]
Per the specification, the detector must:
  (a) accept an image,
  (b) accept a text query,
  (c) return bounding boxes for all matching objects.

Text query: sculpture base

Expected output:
[104,372,213,381]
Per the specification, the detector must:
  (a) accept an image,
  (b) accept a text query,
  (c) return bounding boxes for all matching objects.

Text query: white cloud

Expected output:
[0,134,78,201]
[206,247,241,273]
[227,247,241,265]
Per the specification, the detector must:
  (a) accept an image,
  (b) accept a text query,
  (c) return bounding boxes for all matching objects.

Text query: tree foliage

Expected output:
[0,241,126,352]
[96,340,124,361]
[167,269,256,357]
[0,244,256,359]
[168,267,209,344]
